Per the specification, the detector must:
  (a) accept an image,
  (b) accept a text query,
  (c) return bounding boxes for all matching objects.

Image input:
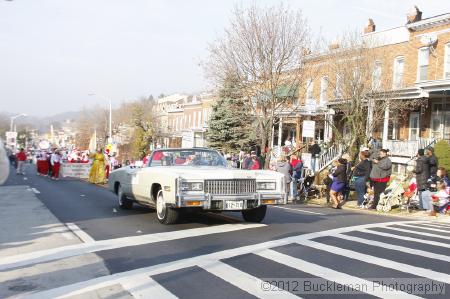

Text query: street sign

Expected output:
[302,120,316,138]
[5,131,17,140]
[301,153,312,170]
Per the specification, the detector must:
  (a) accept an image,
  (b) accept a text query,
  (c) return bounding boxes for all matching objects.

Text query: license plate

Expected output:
[224,200,243,210]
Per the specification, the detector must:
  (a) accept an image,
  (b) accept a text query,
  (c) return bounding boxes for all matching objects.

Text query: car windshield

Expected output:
[149,149,227,167]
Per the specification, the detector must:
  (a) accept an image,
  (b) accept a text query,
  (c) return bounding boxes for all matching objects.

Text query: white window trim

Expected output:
[372,61,382,90]
[306,79,313,100]
[444,43,450,79]
[417,47,430,82]
[392,56,405,89]
[408,112,420,141]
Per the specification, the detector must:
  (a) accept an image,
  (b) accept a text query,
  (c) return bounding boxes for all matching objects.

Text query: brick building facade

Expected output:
[153,93,214,148]
[274,7,450,167]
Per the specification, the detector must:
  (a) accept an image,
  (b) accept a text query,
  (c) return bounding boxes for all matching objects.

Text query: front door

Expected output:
[409,112,420,141]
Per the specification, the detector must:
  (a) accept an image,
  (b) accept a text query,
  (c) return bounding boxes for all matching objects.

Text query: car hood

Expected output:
[143,166,283,181]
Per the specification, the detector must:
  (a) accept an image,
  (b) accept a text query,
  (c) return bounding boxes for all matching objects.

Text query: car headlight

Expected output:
[257,181,276,190]
[180,181,203,191]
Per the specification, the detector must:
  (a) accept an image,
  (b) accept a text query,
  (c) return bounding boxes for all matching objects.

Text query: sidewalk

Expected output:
[303,196,450,222]
[0,185,112,298]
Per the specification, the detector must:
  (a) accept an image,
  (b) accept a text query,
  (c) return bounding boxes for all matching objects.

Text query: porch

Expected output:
[384,137,436,158]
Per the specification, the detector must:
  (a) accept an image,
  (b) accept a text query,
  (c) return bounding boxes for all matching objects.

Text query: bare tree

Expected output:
[324,32,425,159]
[205,4,314,167]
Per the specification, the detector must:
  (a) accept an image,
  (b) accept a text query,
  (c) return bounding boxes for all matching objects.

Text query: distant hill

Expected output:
[0,110,84,134]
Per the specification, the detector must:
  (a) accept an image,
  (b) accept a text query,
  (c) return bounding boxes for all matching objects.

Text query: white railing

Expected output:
[317,144,344,173]
[271,146,281,159]
[384,138,436,158]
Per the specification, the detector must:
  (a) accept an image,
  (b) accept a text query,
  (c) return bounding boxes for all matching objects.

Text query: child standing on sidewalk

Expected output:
[430,182,449,216]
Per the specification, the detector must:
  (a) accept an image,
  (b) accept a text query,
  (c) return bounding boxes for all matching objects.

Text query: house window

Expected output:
[393,56,405,89]
[306,79,313,99]
[417,47,429,81]
[372,61,382,90]
[388,117,399,140]
[320,76,328,105]
[335,74,342,99]
[431,102,450,140]
[444,43,450,79]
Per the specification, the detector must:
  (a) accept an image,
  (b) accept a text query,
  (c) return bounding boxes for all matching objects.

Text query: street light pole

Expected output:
[10,113,27,132]
[9,113,27,150]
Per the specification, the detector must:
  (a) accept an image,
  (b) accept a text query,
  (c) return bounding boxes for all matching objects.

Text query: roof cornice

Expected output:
[407,13,450,31]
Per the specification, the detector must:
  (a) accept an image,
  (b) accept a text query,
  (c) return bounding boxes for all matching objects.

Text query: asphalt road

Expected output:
[2,163,450,298]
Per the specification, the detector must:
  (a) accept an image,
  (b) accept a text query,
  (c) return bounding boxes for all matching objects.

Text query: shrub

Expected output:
[434,140,450,171]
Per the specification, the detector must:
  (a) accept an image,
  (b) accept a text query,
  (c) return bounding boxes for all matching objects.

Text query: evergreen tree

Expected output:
[207,76,255,152]
[434,140,450,170]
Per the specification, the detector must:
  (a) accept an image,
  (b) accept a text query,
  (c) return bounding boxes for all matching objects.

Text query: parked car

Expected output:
[108,148,286,224]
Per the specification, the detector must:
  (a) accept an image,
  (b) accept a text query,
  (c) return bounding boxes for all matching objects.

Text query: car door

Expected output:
[121,166,139,199]
[131,167,153,202]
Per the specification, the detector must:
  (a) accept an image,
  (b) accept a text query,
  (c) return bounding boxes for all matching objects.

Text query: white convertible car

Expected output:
[108,148,286,224]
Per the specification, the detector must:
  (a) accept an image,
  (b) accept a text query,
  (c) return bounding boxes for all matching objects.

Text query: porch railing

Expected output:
[384,138,436,158]
[317,144,345,173]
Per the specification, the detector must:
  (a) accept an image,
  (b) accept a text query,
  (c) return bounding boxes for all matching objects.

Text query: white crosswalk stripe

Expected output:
[296,239,450,284]
[120,274,177,299]
[200,261,300,299]
[419,221,450,228]
[333,233,450,262]
[411,222,450,230]
[256,249,422,299]
[0,223,266,271]
[377,226,450,240]
[24,220,449,299]
[358,228,450,248]
[394,222,450,234]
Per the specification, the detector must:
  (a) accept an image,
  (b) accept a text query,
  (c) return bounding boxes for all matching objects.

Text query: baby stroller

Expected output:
[376,178,405,212]
[297,169,318,202]
[402,177,420,212]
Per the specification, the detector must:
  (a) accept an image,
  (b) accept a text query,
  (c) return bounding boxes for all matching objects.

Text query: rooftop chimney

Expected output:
[407,6,422,24]
[364,19,376,33]
[329,39,340,50]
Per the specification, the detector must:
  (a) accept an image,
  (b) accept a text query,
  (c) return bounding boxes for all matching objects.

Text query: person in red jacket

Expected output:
[16,148,27,175]
[250,155,260,170]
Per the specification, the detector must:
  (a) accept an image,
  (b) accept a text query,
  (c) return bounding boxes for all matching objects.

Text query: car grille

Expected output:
[205,179,256,195]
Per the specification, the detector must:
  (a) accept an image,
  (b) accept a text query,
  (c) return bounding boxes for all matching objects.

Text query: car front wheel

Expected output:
[156,190,179,224]
[118,185,133,209]
[242,205,267,223]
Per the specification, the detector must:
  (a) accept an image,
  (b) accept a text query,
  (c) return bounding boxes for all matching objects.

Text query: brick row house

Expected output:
[272,7,450,172]
[153,93,215,148]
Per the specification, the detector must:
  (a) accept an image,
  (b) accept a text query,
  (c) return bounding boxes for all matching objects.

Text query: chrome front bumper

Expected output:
[175,192,286,210]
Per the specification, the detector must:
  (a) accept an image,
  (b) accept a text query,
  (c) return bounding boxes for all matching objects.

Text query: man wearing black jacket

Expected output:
[309,140,321,172]
[352,151,372,207]
[425,147,438,176]
[413,149,431,211]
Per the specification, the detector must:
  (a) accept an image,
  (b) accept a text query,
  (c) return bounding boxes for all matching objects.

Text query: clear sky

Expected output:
[0,0,447,116]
